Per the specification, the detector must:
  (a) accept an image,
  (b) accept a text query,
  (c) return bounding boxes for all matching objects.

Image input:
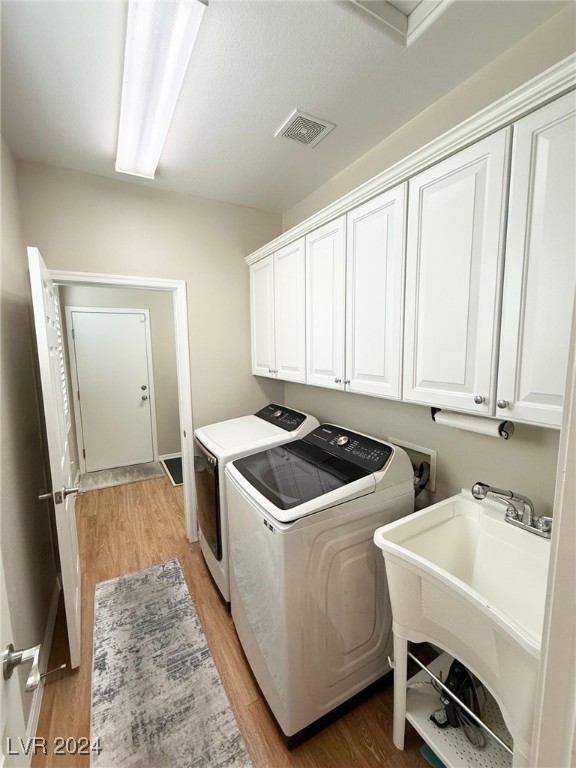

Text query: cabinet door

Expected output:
[250,255,275,377]
[306,217,346,389]
[274,239,306,383]
[345,184,407,399]
[403,129,511,413]
[497,93,576,428]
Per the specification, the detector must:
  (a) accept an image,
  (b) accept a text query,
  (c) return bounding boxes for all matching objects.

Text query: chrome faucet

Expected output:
[471,482,552,538]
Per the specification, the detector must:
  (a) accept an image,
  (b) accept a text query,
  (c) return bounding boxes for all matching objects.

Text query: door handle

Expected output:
[142,395,148,401]
[2,643,41,693]
[38,487,78,503]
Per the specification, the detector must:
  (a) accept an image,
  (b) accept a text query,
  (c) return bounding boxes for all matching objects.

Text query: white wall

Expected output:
[60,285,181,458]
[1,137,58,726]
[283,4,576,231]
[16,162,285,430]
[284,384,560,516]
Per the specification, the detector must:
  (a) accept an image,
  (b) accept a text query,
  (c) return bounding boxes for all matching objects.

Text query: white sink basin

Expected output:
[374,490,551,757]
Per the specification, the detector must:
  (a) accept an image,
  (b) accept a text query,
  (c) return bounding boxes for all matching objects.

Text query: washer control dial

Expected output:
[336,435,350,447]
[272,409,283,418]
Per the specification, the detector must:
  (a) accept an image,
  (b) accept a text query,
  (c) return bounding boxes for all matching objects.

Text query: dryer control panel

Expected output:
[255,403,308,432]
[304,424,393,472]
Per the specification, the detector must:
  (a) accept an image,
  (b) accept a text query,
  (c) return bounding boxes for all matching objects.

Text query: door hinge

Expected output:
[77,390,80,401]
[82,448,86,459]
[72,328,75,340]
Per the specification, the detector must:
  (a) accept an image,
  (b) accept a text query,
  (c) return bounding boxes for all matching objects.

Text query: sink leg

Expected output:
[512,743,530,767]
[393,633,407,750]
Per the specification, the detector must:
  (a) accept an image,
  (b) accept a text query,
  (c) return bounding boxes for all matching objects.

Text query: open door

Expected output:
[28,247,81,669]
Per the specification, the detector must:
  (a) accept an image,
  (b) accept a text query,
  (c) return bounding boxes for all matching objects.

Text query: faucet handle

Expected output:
[505,506,520,521]
[535,516,553,534]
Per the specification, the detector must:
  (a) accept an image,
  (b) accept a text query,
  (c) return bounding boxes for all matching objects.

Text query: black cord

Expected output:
[414,461,431,497]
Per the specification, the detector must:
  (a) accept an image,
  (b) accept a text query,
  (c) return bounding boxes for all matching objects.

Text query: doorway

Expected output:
[66,307,159,473]
[52,270,197,542]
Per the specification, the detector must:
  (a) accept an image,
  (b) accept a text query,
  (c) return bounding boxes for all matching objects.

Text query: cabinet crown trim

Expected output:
[246,53,576,266]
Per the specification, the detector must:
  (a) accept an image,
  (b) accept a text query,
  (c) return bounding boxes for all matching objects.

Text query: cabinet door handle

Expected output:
[334,378,342,384]
[497,399,509,409]
[344,380,350,385]
[473,395,486,405]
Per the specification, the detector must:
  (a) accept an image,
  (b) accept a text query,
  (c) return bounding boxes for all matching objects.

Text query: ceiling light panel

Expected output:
[116,0,206,179]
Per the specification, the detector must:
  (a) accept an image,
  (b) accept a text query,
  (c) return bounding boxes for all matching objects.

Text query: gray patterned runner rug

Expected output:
[91,559,251,768]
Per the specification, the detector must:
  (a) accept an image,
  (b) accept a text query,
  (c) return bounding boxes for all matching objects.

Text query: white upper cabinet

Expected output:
[497,92,576,428]
[274,239,306,383]
[345,185,407,399]
[306,217,346,389]
[250,254,275,377]
[250,241,306,382]
[403,129,511,413]
[248,79,575,427]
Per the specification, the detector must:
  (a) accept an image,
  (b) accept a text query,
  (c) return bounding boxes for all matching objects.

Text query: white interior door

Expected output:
[28,247,81,670]
[68,308,157,473]
[1,550,28,767]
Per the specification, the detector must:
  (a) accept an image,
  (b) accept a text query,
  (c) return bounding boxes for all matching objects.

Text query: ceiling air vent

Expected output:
[275,110,335,148]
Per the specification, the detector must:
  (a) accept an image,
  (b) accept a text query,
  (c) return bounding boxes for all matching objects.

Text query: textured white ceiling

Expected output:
[1,0,569,213]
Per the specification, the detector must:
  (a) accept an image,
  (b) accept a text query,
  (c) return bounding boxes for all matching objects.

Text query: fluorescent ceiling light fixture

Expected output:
[116,0,206,179]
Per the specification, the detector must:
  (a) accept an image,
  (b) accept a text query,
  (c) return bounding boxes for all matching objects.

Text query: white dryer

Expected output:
[193,404,319,603]
[225,423,414,741]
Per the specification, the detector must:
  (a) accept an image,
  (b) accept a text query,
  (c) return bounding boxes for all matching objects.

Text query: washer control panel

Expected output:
[305,424,393,472]
[255,403,308,432]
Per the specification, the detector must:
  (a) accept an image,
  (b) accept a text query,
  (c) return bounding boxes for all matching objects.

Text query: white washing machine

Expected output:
[225,423,415,741]
[193,404,319,603]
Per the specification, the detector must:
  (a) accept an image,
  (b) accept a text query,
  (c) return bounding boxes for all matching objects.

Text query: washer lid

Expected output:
[195,415,284,456]
[232,439,371,514]
[227,458,375,524]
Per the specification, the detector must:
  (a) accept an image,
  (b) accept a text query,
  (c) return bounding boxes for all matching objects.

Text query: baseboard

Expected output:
[159,452,182,461]
[25,579,61,759]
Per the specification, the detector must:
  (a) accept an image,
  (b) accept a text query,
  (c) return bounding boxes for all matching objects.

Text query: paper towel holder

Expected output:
[431,408,515,440]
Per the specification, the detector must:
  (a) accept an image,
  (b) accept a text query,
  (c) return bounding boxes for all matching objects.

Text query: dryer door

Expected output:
[194,438,222,561]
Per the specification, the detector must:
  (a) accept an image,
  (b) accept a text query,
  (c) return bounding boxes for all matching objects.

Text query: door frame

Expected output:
[51,270,197,542]
[65,306,159,474]
[532,289,576,767]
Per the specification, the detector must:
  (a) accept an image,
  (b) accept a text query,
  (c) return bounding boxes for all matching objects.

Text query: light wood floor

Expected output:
[33,477,428,768]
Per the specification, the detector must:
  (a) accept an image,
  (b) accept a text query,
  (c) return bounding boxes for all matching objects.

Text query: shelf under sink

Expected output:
[406,652,512,768]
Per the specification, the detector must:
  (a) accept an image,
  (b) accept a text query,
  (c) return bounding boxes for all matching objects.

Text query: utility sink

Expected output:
[374,490,552,760]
